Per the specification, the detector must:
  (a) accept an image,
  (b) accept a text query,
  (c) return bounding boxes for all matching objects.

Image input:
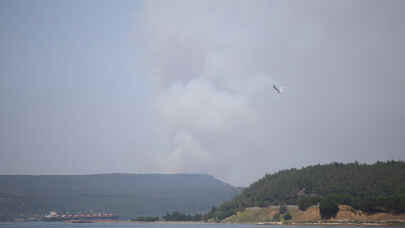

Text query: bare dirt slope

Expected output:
[331,205,405,223]
[294,205,405,223]
[224,205,405,224]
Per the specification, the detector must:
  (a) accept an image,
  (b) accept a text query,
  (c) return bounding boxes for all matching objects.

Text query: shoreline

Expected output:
[4,220,405,226]
[252,221,405,227]
[62,220,405,226]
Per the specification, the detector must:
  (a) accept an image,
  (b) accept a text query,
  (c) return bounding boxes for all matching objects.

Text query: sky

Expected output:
[1,0,404,187]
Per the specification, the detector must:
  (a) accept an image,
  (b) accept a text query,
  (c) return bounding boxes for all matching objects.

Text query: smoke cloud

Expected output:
[135,1,287,181]
[1,0,404,186]
[134,0,405,185]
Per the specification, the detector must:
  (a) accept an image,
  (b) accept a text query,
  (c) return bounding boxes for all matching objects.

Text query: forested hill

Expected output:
[0,173,239,220]
[209,161,405,220]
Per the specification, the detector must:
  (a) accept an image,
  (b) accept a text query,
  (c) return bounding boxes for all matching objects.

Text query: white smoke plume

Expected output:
[134,0,405,185]
[136,1,281,181]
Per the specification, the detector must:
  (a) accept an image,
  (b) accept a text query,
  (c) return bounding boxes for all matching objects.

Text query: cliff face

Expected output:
[223,205,405,224]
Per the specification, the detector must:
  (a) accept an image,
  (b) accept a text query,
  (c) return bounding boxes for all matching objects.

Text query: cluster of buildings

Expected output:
[43,211,117,221]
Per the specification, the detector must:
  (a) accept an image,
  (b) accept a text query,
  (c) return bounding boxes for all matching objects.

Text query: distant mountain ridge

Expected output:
[0,173,239,220]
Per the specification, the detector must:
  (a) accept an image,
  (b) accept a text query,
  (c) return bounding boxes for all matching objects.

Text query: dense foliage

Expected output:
[0,173,239,221]
[162,211,203,221]
[131,216,160,222]
[208,161,405,220]
[298,196,321,211]
[319,197,339,219]
[283,212,292,220]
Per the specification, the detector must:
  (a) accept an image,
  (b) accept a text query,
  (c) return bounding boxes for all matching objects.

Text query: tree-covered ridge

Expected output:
[209,161,405,221]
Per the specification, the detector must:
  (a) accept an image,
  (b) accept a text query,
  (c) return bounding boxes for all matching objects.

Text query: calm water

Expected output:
[0,223,398,228]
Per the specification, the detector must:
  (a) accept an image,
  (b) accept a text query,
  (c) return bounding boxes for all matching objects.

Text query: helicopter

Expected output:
[273,84,283,94]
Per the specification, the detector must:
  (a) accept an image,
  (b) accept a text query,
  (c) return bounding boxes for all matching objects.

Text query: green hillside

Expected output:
[0,173,238,221]
[208,161,405,221]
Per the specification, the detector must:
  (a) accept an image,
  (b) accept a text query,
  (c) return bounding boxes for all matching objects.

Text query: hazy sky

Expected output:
[1,0,404,186]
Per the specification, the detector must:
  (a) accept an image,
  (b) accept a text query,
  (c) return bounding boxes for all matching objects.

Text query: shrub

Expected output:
[279,204,287,214]
[319,197,339,219]
[272,213,280,221]
[283,212,292,220]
